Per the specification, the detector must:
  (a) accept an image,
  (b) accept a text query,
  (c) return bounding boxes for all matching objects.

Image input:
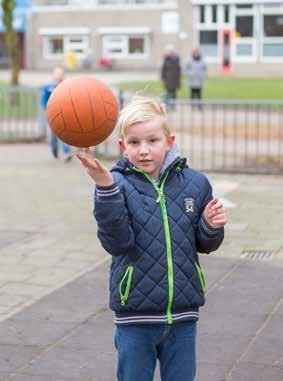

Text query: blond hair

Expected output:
[117,96,170,139]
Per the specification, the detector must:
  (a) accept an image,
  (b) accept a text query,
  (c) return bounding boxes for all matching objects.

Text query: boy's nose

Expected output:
[139,144,149,155]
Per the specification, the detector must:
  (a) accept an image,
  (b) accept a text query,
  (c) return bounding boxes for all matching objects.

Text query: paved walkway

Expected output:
[0,143,282,381]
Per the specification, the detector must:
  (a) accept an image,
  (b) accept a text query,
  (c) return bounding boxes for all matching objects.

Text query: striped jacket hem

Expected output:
[114,310,199,325]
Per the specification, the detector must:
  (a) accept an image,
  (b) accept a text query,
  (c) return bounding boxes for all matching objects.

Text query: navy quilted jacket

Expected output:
[94,148,224,325]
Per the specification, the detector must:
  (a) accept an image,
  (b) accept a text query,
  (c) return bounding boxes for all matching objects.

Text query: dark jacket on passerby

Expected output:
[185,55,207,90]
[94,146,224,326]
[161,55,181,91]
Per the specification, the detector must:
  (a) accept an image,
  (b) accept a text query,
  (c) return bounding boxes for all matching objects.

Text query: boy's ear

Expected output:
[167,135,175,150]
[118,139,126,153]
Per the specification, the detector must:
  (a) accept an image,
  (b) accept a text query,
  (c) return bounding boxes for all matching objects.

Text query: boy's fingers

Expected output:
[76,153,88,164]
[93,159,108,173]
[84,148,93,158]
[76,154,88,167]
[206,198,219,213]
[207,198,218,208]
[76,153,86,163]
[212,218,227,226]
[76,153,99,171]
[93,158,102,167]
[208,210,226,221]
[210,199,224,212]
[212,213,227,221]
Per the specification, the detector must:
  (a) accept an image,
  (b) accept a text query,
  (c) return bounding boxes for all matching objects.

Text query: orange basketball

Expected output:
[46,76,119,148]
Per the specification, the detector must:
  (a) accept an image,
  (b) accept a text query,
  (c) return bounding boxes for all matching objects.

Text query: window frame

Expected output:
[42,33,89,60]
[198,28,219,63]
[260,7,283,62]
[231,3,257,62]
[43,36,65,59]
[102,34,149,59]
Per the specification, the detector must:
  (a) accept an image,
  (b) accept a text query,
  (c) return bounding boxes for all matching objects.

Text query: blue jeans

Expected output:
[115,321,196,381]
[50,130,71,158]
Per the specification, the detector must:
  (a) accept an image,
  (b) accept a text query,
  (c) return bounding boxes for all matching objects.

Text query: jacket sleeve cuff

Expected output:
[200,215,223,236]
[96,182,120,199]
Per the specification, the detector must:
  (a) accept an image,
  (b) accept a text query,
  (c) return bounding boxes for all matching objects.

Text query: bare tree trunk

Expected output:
[2,0,20,87]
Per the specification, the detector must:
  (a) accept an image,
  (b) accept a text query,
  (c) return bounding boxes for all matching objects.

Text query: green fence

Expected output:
[0,86,46,142]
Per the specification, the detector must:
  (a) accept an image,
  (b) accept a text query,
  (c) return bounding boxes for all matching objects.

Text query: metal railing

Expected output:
[96,95,283,174]
[168,99,283,174]
[0,86,46,142]
[0,86,282,174]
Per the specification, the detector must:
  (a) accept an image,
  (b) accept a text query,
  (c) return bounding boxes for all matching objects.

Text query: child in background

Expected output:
[77,96,227,381]
[41,66,72,162]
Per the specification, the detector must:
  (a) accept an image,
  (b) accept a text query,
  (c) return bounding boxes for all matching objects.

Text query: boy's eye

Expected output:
[150,138,159,143]
[128,140,138,145]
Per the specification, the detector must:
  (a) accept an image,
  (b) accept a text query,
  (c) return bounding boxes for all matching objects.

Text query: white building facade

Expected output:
[26,0,283,76]
[193,0,283,75]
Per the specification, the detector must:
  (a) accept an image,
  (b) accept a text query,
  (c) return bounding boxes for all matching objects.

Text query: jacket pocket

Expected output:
[119,266,134,306]
[195,263,206,294]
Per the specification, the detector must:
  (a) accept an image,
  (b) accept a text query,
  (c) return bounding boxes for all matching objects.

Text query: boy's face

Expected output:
[53,67,65,85]
[119,117,175,179]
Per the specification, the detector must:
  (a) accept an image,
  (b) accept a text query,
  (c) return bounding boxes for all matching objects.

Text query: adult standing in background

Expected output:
[41,66,72,162]
[161,44,181,110]
[185,48,207,108]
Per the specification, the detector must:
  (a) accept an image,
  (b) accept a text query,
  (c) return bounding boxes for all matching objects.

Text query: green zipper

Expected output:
[195,263,206,294]
[133,168,174,324]
[119,266,134,306]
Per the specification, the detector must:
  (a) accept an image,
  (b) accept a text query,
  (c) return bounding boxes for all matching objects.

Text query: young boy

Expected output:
[41,66,72,162]
[77,96,227,381]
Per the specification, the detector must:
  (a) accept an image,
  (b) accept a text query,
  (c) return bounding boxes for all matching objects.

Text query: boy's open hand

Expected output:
[203,198,227,229]
[76,148,114,187]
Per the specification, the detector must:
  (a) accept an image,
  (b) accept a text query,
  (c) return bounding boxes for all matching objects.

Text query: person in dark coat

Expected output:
[161,45,181,110]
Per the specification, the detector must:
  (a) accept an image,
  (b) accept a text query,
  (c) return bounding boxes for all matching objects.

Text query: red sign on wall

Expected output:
[221,28,232,74]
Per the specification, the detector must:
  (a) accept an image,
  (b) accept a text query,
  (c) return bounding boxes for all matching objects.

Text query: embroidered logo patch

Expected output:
[184,198,194,213]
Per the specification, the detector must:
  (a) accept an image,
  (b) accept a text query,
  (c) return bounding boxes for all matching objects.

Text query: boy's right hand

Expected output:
[76,148,114,187]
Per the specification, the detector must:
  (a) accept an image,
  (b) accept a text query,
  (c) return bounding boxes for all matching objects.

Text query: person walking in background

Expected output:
[161,44,181,111]
[41,66,72,162]
[186,48,207,109]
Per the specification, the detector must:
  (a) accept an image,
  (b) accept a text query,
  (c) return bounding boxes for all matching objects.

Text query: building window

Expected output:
[66,36,89,55]
[236,15,253,37]
[200,30,217,44]
[224,5,230,23]
[199,30,218,57]
[43,35,89,59]
[236,4,253,9]
[236,43,253,56]
[46,0,68,4]
[264,15,283,37]
[46,37,64,56]
[129,37,144,54]
[263,43,283,57]
[212,5,217,23]
[262,14,283,59]
[263,3,283,8]
[102,34,148,58]
[103,36,125,56]
[97,0,176,5]
[199,5,205,23]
